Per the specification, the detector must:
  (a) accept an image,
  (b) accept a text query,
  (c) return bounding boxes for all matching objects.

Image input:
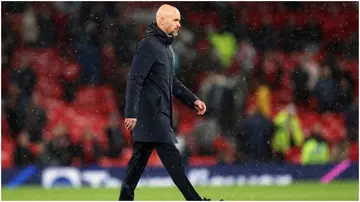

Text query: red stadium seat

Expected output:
[147,151,162,167]
[1,135,14,169]
[31,49,62,78]
[122,147,133,161]
[29,143,43,157]
[246,12,266,30]
[2,134,15,154]
[284,147,301,164]
[61,61,80,82]
[100,148,163,168]
[186,11,221,29]
[35,77,63,99]
[2,150,13,169]
[272,88,293,105]
[8,13,23,33]
[2,114,10,137]
[11,48,39,68]
[349,142,359,162]
[189,156,217,166]
[86,115,109,149]
[298,111,321,137]
[99,157,127,167]
[99,147,133,167]
[68,122,85,144]
[73,86,117,117]
[320,113,346,143]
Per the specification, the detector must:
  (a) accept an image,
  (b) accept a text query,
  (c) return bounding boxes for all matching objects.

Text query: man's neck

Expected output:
[156,23,171,37]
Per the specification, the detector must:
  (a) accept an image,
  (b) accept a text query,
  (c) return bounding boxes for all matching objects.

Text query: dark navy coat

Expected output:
[125,22,199,144]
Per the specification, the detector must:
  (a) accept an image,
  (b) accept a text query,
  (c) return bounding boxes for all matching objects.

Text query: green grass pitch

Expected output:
[2,181,358,201]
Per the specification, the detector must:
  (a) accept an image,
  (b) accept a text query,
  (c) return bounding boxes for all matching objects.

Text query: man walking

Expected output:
[120,4,210,201]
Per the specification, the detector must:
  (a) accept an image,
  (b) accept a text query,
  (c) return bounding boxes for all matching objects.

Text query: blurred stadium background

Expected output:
[1,1,359,200]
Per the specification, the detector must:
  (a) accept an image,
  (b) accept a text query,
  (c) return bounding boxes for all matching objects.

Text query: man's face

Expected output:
[163,10,181,37]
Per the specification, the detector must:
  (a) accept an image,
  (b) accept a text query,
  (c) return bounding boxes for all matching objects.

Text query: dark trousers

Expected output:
[119,142,202,201]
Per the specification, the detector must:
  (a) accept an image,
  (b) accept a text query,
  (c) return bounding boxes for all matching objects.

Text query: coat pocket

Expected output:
[157,94,162,109]
[157,94,171,118]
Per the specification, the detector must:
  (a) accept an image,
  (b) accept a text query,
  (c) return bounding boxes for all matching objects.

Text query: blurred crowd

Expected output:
[1,2,358,168]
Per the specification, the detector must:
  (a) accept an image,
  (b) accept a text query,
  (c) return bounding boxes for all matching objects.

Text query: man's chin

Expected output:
[172,32,179,37]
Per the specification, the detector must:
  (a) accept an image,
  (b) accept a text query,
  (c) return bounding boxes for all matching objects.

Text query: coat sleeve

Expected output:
[125,41,155,118]
[173,76,199,109]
